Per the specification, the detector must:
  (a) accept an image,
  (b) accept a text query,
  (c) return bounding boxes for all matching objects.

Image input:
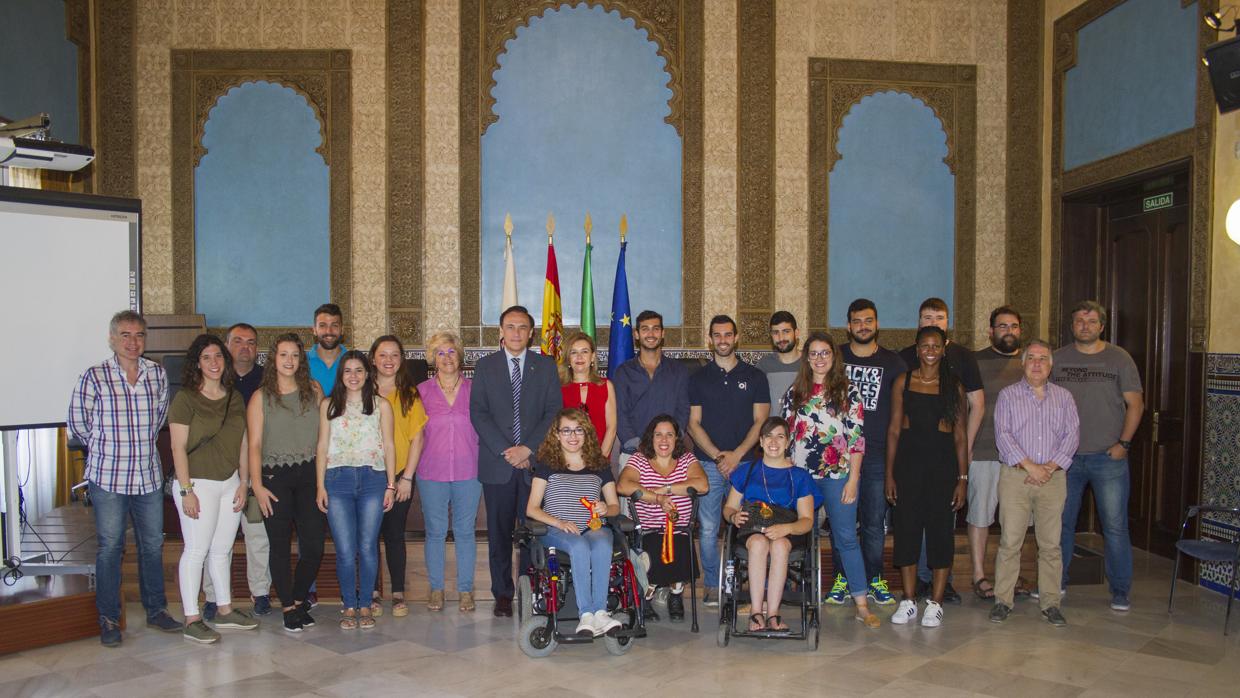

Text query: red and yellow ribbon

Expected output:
[579,496,602,530]
[662,506,678,564]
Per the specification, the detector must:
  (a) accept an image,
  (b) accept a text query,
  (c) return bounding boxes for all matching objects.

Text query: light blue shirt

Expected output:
[503,347,527,379]
[308,344,347,396]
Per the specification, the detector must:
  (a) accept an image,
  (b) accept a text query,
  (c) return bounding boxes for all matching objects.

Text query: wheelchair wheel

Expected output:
[517,616,558,658]
[603,631,634,656]
[516,575,534,623]
[805,622,819,652]
[716,620,730,648]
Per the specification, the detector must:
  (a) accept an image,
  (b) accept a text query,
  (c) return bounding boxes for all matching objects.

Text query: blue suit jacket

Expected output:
[469,348,563,485]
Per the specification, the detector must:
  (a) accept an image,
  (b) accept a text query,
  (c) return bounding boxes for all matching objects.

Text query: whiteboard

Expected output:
[0,187,140,429]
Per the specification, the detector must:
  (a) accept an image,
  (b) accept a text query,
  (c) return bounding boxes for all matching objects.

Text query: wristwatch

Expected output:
[179,481,195,496]
[1118,440,1132,450]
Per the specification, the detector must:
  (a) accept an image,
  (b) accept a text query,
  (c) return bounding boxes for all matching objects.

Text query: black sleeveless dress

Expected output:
[891,371,959,570]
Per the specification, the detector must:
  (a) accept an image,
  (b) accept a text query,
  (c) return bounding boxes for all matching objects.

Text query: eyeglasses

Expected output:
[435,348,457,357]
[558,427,586,437]
[808,350,831,359]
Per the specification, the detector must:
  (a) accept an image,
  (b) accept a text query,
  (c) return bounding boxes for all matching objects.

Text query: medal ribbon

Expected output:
[661,507,676,564]
[579,497,602,530]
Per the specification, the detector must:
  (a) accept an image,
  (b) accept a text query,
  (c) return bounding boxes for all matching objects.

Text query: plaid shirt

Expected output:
[68,355,169,495]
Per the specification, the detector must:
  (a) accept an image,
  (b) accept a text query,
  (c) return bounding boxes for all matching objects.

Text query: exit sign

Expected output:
[1143,192,1173,212]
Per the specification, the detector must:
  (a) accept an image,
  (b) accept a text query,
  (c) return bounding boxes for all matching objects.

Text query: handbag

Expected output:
[736,461,799,533]
[243,490,264,523]
[164,390,234,497]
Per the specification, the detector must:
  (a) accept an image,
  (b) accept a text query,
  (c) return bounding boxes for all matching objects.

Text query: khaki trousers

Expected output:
[995,465,1066,610]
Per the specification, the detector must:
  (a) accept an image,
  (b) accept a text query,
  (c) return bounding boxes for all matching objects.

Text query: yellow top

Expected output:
[386,390,428,474]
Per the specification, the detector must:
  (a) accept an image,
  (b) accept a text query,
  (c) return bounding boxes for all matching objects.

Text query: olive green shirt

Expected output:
[168,389,246,481]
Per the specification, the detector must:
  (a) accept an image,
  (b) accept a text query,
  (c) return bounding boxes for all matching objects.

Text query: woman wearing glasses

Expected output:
[415,331,483,612]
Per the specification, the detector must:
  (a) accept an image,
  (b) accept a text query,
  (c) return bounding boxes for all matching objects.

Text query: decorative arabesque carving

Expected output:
[192,76,329,168]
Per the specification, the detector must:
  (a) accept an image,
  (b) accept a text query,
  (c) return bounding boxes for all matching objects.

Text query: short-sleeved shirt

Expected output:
[688,359,770,463]
[168,388,247,481]
[972,348,1025,461]
[624,452,696,528]
[841,344,907,467]
[900,341,983,393]
[757,353,800,408]
[233,365,264,405]
[308,344,347,396]
[533,462,615,533]
[727,460,819,510]
[1051,343,1142,454]
[386,390,428,474]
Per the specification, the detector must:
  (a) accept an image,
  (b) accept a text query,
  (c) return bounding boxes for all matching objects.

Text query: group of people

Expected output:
[68,292,1141,647]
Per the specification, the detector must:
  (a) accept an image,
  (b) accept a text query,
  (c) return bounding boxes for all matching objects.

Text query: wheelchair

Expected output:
[514,515,647,657]
[628,488,702,632]
[715,515,822,650]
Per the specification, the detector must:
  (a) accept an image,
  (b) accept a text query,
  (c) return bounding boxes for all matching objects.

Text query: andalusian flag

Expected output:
[580,214,596,340]
[540,217,564,363]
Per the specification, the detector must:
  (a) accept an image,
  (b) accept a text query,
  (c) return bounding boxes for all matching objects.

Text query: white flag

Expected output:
[502,234,519,309]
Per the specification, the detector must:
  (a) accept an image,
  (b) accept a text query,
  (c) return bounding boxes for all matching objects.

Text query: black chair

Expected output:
[1168,505,1240,635]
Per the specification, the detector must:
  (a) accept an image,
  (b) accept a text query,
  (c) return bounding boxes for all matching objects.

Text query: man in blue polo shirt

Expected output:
[307,303,345,396]
[688,314,770,606]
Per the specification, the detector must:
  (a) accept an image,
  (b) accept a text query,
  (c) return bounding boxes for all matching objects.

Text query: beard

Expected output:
[847,328,877,345]
[316,334,342,350]
[991,333,1019,354]
[640,335,665,351]
[773,339,796,354]
[713,343,736,358]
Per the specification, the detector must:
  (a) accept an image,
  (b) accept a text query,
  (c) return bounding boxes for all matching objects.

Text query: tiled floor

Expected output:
[2,549,1238,697]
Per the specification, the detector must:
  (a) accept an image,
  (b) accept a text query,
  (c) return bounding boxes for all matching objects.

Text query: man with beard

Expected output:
[757,311,801,408]
[688,315,770,606]
[968,307,1027,601]
[828,299,906,605]
[613,309,691,463]
[307,303,345,396]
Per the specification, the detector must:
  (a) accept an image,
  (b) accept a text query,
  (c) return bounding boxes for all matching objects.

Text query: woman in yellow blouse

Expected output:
[368,335,428,617]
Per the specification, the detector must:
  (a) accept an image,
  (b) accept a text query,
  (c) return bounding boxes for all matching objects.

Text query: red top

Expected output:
[561,380,609,445]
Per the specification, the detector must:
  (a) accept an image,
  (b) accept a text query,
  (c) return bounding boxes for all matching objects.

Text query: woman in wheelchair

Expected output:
[617,415,708,621]
[721,417,818,632]
[526,408,624,637]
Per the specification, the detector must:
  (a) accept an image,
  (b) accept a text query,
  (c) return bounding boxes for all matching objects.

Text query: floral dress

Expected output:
[782,383,865,480]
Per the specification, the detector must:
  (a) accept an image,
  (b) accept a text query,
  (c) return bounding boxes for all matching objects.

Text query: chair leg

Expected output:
[1168,552,1180,614]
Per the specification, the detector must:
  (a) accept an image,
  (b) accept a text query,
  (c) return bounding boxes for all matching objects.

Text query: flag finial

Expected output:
[546,212,555,242]
[504,212,512,240]
[619,214,628,242]
[584,212,592,244]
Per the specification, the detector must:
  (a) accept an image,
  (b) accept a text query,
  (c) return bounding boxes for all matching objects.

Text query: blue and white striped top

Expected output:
[533,462,614,533]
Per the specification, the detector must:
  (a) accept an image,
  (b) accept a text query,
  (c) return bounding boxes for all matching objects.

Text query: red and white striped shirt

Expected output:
[625,452,695,529]
[68,355,169,495]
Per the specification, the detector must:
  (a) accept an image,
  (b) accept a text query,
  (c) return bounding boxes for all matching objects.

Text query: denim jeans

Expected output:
[541,527,614,614]
[697,459,728,590]
[420,478,482,592]
[90,483,167,622]
[817,477,867,597]
[1061,452,1133,597]
[831,476,888,584]
[324,467,388,610]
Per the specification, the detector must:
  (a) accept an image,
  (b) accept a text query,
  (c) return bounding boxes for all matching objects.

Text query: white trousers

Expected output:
[203,514,271,601]
[174,472,242,616]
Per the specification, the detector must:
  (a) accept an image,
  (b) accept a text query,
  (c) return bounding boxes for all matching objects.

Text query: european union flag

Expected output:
[607,240,635,376]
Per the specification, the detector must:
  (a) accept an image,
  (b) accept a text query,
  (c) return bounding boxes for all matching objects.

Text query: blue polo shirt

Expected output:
[688,358,769,463]
[308,344,347,396]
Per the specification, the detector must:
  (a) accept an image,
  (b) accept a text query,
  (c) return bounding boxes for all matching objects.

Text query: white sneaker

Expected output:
[592,610,622,636]
[920,600,944,628]
[890,599,918,625]
[575,612,595,636]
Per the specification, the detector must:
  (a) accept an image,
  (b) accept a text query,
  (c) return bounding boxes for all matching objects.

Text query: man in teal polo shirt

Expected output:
[308,303,345,396]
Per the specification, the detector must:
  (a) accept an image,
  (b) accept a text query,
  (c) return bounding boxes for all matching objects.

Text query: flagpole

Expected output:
[581,213,595,341]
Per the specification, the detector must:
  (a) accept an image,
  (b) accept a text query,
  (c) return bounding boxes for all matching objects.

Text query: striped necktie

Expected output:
[510,357,522,443]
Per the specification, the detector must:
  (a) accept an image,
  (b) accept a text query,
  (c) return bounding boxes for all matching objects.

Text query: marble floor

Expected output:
[2,549,1238,698]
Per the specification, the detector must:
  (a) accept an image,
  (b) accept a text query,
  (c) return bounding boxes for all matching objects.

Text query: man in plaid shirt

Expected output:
[68,310,181,646]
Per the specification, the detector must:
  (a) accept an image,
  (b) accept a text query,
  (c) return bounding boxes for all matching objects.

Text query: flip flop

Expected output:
[766,614,789,632]
[748,613,766,632]
[973,577,995,600]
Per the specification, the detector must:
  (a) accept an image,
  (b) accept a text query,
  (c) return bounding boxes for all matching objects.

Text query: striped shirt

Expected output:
[994,379,1080,471]
[68,355,169,495]
[533,462,614,533]
[624,452,695,529]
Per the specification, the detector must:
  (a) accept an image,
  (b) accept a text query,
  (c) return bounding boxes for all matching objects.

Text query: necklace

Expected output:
[915,370,939,383]
[436,372,461,393]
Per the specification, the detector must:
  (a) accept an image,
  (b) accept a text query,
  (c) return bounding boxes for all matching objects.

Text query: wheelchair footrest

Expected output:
[554,632,597,644]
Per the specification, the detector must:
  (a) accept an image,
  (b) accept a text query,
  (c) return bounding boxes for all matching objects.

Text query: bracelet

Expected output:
[400,476,413,482]
[385,484,396,491]
[957,475,969,481]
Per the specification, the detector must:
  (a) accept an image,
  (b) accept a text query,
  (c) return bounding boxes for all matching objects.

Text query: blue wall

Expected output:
[0,0,78,143]
[481,3,682,326]
[1063,0,1197,170]
[828,91,954,329]
[194,81,330,327]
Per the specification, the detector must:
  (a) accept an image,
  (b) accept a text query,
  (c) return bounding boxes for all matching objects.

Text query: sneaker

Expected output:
[146,609,182,633]
[702,588,719,607]
[592,610,623,636]
[282,609,304,633]
[942,583,962,605]
[920,600,944,628]
[306,591,319,608]
[214,608,259,630]
[890,599,918,625]
[867,577,895,605]
[668,592,685,622]
[297,602,316,627]
[1042,607,1068,627]
[99,616,122,647]
[824,574,849,605]
[252,595,272,616]
[202,602,218,621]
[1109,595,1131,612]
[575,612,595,636]
[988,603,1011,623]
[183,620,221,644]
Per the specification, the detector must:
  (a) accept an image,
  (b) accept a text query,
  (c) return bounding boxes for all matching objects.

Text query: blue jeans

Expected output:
[817,477,867,597]
[420,478,482,592]
[90,483,167,622]
[832,476,888,583]
[324,467,388,610]
[541,527,614,614]
[1061,453,1133,597]
[697,459,727,590]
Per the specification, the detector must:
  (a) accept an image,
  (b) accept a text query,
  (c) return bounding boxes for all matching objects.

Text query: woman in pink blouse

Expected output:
[781,331,878,628]
[414,331,482,612]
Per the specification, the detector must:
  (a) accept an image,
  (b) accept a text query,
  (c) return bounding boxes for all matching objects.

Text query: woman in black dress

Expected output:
[884,326,967,628]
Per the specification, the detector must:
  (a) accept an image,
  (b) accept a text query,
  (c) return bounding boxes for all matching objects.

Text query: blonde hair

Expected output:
[425,331,463,370]
[559,331,603,385]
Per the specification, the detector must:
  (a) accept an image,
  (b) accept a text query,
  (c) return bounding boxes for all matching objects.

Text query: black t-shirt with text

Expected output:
[841,344,907,470]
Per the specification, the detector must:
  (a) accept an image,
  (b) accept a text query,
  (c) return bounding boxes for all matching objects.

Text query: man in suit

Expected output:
[470,305,563,617]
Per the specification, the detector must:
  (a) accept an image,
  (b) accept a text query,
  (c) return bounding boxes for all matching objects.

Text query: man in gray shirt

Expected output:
[1052,300,1144,612]
[757,310,800,408]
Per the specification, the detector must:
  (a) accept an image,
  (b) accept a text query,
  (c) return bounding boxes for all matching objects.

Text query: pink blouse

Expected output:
[415,377,479,482]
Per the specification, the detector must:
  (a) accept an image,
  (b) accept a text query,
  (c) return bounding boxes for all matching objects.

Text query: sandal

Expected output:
[369,596,384,617]
[358,611,376,630]
[427,589,445,612]
[856,612,882,629]
[748,613,766,632]
[1015,577,1032,598]
[972,577,995,600]
[340,609,358,630]
[392,596,408,618]
[766,614,789,632]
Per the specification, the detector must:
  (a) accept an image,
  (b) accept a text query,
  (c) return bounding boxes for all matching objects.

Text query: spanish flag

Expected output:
[540,238,564,363]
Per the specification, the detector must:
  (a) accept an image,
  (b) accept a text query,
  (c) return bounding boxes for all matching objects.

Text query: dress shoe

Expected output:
[493,596,513,617]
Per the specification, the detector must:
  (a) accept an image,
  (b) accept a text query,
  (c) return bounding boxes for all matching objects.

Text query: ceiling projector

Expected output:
[0,113,95,172]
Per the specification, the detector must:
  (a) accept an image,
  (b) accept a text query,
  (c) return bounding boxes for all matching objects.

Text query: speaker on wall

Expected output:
[1205,35,1240,114]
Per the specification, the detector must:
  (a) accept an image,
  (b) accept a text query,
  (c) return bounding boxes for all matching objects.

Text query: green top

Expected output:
[261,389,320,469]
[168,388,246,481]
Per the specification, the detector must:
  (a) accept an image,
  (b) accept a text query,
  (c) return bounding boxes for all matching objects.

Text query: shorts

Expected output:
[966,460,1002,527]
